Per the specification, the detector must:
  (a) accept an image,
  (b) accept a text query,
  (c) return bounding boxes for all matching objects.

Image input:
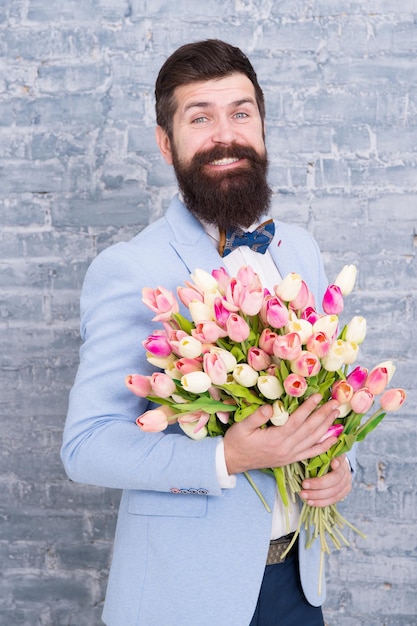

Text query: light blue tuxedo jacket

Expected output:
[61,195,355,626]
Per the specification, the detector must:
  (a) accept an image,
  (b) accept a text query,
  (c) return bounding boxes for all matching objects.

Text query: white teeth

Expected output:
[210,157,239,166]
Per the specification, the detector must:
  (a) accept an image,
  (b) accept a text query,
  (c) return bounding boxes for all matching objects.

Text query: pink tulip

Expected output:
[346,366,368,391]
[259,328,278,355]
[306,331,330,358]
[247,347,272,371]
[142,332,172,358]
[213,297,231,328]
[289,280,310,312]
[290,350,321,377]
[365,366,389,396]
[350,387,374,414]
[175,357,203,376]
[273,332,302,361]
[142,286,179,321]
[318,423,344,443]
[331,379,354,403]
[203,352,228,385]
[380,388,406,411]
[177,285,204,307]
[125,374,152,397]
[283,373,308,397]
[322,284,344,315]
[191,321,227,343]
[236,265,261,288]
[136,406,176,432]
[226,313,250,342]
[211,267,231,294]
[239,287,264,316]
[150,372,176,398]
[301,306,320,325]
[263,296,290,329]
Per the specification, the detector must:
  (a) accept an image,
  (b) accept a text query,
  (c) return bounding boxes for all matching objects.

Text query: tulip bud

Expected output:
[283,373,308,397]
[247,347,272,371]
[142,286,179,321]
[262,296,290,329]
[274,273,302,302]
[285,312,313,344]
[273,332,302,361]
[142,332,172,358]
[259,328,278,355]
[125,374,152,397]
[257,375,284,400]
[175,357,203,376]
[177,286,204,307]
[190,268,219,292]
[346,365,368,391]
[270,400,289,426]
[350,387,374,414]
[226,313,250,342]
[181,371,212,393]
[211,267,230,294]
[313,314,339,340]
[318,424,344,443]
[345,316,367,344]
[373,360,396,383]
[365,366,389,395]
[322,284,344,315]
[290,350,321,377]
[136,406,176,432]
[150,372,176,398]
[188,301,215,324]
[331,379,353,404]
[306,331,330,359]
[209,347,237,372]
[380,388,406,411]
[232,363,259,387]
[333,264,357,296]
[146,352,177,370]
[178,335,203,359]
[203,352,228,386]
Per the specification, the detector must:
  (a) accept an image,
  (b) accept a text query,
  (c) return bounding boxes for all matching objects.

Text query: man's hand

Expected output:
[223,393,341,475]
[300,454,353,507]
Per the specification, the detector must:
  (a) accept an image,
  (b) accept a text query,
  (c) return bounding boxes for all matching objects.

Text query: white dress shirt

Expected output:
[203,220,300,539]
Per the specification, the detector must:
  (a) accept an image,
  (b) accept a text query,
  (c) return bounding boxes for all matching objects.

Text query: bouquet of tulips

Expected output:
[126,264,406,586]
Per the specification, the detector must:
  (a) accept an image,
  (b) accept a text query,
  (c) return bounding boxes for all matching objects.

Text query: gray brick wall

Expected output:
[1,2,416,625]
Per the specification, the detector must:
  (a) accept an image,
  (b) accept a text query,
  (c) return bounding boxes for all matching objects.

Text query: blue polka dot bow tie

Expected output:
[221,219,275,258]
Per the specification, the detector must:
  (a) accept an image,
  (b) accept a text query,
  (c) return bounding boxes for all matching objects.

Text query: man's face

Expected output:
[156,73,271,230]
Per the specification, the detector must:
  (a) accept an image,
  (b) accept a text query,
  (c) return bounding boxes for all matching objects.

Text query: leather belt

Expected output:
[266,533,296,565]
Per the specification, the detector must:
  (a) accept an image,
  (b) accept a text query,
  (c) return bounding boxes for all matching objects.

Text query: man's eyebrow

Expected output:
[183,97,257,114]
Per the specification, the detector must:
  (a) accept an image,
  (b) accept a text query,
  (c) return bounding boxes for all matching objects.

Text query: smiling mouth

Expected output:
[209,157,241,166]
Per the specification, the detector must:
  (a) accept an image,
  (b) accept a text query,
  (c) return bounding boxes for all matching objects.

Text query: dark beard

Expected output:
[171,144,272,231]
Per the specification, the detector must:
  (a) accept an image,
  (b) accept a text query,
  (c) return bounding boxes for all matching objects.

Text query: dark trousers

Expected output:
[249,551,324,626]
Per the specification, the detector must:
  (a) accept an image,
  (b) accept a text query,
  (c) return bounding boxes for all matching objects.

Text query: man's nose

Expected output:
[211,117,237,145]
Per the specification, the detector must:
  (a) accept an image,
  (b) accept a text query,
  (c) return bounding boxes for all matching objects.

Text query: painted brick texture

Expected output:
[1,2,416,625]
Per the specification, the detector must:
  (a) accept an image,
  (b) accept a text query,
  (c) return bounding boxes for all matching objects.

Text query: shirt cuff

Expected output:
[215,439,236,489]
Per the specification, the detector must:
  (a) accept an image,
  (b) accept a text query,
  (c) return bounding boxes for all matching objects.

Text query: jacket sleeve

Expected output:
[60,241,223,495]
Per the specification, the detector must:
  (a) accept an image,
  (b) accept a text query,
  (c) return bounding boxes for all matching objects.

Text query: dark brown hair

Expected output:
[155,39,265,139]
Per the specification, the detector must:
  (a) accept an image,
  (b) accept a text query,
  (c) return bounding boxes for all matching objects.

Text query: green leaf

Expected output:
[221,382,264,404]
[356,412,386,442]
[171,313,194,334]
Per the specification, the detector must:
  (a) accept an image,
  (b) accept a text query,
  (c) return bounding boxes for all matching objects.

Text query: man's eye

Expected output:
[234,112,248,119]
[192,116,208,124]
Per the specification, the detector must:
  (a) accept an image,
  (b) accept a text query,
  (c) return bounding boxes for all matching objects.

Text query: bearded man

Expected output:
[62,39,354,626]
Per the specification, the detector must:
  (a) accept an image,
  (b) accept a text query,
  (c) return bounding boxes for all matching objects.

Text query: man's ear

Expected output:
[155,126,173,165]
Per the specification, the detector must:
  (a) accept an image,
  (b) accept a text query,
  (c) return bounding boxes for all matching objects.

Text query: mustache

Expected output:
[191,145,265,167]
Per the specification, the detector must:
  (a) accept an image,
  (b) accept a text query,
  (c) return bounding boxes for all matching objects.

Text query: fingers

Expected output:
[300,454,353,507]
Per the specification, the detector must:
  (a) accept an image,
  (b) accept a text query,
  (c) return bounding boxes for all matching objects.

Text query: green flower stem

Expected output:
[243,472,271,513]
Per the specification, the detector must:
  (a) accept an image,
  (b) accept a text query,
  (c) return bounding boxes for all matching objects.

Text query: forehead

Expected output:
[173,73,258,118]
